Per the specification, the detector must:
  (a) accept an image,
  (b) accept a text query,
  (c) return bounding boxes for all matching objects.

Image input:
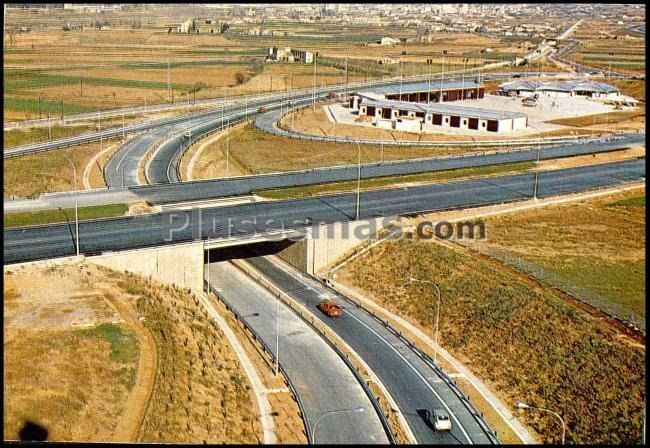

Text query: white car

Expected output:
[426,409,452,431]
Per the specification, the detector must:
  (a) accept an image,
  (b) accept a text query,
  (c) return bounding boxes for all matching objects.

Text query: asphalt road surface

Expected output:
[4,135,642,213]
[4,158,644,264]
[246,256,496,444]
[207,261,390,444]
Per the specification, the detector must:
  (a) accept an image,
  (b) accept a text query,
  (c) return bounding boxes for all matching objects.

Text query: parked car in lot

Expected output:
[424,409,452,431]
[317,299,342,317]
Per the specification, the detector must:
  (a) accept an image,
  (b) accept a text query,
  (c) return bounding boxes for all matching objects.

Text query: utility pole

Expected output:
[439,50,446,103]
[275,297,280,377]
[80,76,83,97]
[60,99,64,120]
[167,57,172,103]
[313,55,317,110]
[122,112,125,141]
[226,136,230,177]
[355,141,361,220]
[344,57,349,102]
[38,95,42,119]
[47,112,51,140]
[98,108,102,153]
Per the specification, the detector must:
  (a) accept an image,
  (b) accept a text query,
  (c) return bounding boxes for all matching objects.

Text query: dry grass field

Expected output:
[4,262,143,442]
[117,272,260,443]
[467,188,646,318]
[4,261,264,443]
[338,231,645,444]
[190,123,495,177]
[3,138,120,198]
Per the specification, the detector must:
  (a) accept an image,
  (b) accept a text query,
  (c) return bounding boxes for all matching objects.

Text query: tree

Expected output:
[234,72,247,85]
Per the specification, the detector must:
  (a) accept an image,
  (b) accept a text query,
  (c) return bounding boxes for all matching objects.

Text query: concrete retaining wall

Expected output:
[89,241,204,292]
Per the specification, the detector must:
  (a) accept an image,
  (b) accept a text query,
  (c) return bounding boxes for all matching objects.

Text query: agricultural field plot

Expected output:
[567,20,645,74]
[337,231,645,444]
[463,188,646,320]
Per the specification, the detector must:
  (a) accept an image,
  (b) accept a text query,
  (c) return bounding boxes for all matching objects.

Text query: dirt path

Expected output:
[102,292,158,442]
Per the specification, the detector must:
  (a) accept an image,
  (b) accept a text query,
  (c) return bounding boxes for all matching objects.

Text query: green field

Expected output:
[4,203,130,228]
[4,96,98,115]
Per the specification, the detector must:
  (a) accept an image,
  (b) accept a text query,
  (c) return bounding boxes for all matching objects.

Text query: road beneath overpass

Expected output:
[247,256,497,444]
[4,158,644,264]
[207,261,391,444]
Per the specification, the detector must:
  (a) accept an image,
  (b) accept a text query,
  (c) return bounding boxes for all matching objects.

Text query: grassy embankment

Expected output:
[469,189,646,318]
[117,271,260,443]
[191,123,498,178]
[338,190,645,444]
[4,203,130,228]
[3,138,121,198]
[256,161,535,199]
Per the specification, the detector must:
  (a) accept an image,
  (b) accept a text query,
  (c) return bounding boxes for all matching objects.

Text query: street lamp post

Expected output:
[275,296,280,377]
[62,152,80,258]
[311,407,364,444]
[515,401,566,444]
[409,277,441,363]
[355,141,362,220]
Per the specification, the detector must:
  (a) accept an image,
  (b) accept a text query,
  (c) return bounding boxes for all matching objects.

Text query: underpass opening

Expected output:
[205,239,303,265]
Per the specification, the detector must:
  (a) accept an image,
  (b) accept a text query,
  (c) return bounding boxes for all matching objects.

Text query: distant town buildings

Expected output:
[267,47,313,63]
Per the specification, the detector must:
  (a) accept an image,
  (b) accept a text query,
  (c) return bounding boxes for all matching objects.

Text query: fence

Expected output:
[458,240,645,333]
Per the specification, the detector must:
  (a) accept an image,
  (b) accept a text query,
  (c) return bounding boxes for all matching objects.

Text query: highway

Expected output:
[207,261,391,444]
[4,71,560,158]
[4,135,643,214]
[4,158,644,264]
[246,256,497,444]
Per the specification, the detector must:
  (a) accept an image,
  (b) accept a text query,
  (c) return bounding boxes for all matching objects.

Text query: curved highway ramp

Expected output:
[206,261,391,444]
[245,256,499,445]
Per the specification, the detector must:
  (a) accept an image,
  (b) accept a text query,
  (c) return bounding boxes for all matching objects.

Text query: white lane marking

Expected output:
[265,257,474,444]
[343,309,474,444]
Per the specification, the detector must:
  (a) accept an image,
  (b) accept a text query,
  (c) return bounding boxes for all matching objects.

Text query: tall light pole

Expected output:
[355,141,362,220]
[312,407,364,444]
[409,277,441,363]
[275,296,280,377]
[515,401,566,444]
[62,152,80,258]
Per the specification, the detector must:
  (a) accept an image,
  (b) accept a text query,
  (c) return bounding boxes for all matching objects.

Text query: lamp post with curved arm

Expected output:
[311,406,364,443]
[62,152,80,258]
[515,401,565,444]
[408,277,441,363]
[355,140,362,220]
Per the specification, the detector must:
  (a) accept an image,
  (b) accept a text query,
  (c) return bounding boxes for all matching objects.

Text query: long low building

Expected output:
[350,80,485,110]
[357,98,527,133]
[497,79,620,99]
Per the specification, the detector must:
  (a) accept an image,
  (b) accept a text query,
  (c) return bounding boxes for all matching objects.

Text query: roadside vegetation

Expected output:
[194,123,495,176]
[255,161,535,199]
[3,263,141,441]
[468,188,646,319]
[4,203,130,228]
[338,235,645,444]
[3,138,119,198]
[115,270,260,443]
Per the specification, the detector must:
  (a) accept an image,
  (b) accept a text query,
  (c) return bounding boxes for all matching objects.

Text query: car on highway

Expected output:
[257,106,267,113]
[317,299,343,317]
[424,409,452,432]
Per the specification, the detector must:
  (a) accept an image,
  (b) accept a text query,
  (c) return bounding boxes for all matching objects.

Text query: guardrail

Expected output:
[231,260,398,445]
[314,276,500,444]
[259,102,625,148]
[205,279,314,444]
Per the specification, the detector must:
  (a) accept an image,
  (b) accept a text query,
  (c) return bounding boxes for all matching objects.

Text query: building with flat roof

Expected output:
[357,98,527,133]
[350,80,485,110]
[497,79,620,99]
[267,47,313,63]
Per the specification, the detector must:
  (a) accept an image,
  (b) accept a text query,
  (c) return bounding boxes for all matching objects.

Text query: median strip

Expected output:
[255,161,536,200]
[4,203,130,228]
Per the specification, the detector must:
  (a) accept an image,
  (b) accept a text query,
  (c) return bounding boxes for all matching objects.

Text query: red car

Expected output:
[318,300,342,317]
